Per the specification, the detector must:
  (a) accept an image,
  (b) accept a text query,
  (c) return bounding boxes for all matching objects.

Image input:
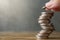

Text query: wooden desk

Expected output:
[0,32,60,40]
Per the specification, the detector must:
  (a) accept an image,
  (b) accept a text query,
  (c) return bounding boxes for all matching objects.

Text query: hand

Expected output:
[45,0,60,11]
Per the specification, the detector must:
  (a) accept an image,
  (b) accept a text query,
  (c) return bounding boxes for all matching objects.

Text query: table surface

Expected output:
[0,32,60,40]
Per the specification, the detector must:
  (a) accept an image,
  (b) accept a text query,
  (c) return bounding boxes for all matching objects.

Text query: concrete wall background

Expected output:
[0,0,60,32]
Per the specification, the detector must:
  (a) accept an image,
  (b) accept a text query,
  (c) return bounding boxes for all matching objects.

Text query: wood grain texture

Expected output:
[0,32,59,40]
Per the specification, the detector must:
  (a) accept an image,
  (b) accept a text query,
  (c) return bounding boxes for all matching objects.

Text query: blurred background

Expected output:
[0,0,60,32]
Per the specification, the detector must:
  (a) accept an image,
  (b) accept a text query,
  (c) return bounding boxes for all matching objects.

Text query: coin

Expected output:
[41,25,54,30]
[38,19,50,24]
[39,29,53,34]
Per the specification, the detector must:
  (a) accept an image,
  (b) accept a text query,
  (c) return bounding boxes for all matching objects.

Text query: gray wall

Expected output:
[0,0,60,32]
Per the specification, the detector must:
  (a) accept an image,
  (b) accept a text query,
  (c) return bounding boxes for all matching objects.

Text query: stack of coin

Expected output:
[36,11,55,39]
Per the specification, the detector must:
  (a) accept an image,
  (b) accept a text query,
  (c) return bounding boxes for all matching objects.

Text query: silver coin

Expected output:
[41,25,54,30]
[39,16,51,20]
[40,23,55,30]
[39,29,53,34]
[38,19,50,24]
[41,11,54,15]
[41,12,53,17]
[37,33,49,37]
[40,23,54,26]
[39,12,54,20]
[40,23,49,26]
[40,15,52,19]
[36,35,48,39]
[41,12,54,16]
[40,14,53,19]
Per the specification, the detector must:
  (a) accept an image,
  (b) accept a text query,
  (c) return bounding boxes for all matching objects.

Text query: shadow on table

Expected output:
[49,37,60,39]
[36,37,60,40]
